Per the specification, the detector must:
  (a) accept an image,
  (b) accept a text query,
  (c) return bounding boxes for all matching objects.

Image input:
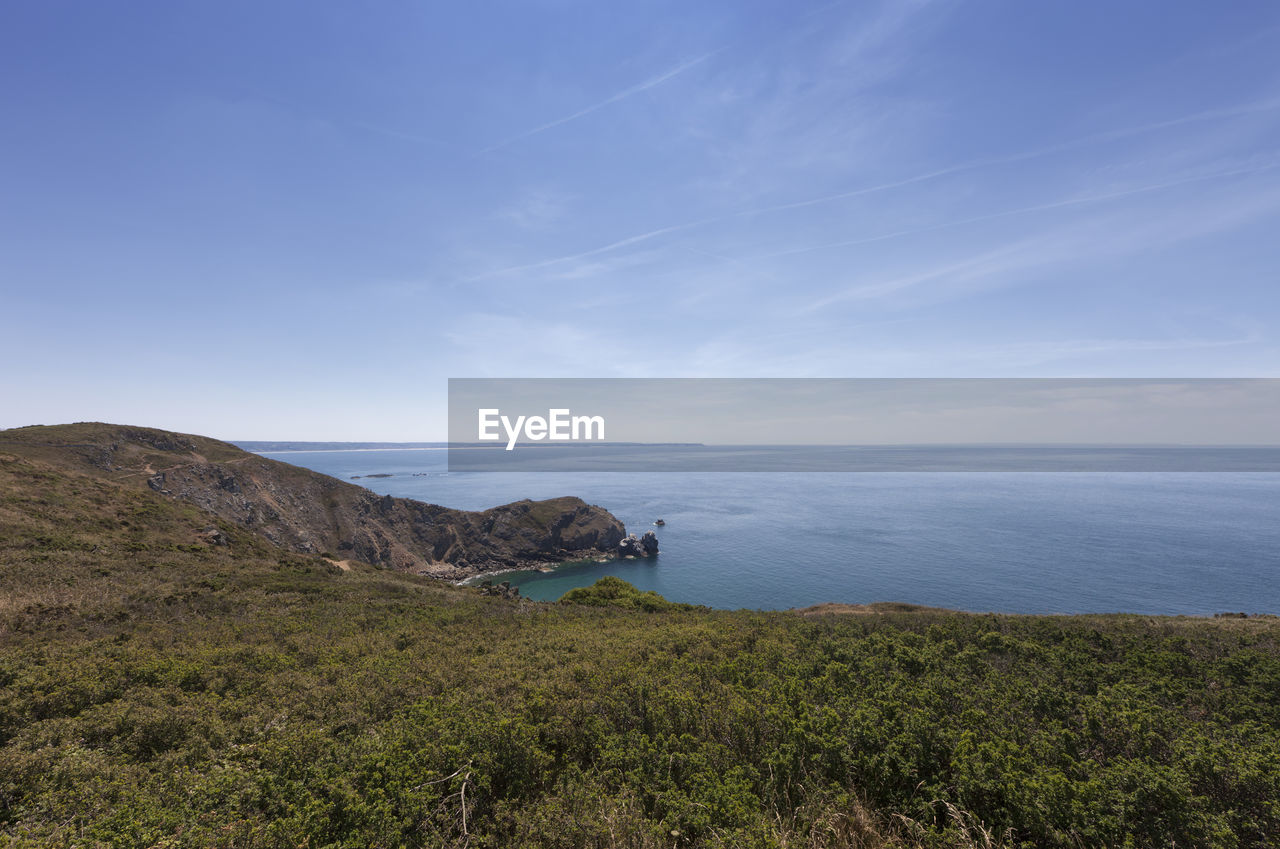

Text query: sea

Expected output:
[250,447,1280,615]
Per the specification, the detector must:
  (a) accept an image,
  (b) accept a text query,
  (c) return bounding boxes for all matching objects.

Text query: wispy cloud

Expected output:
[476,51,721,155]
[455,98,1280,285]
[764,154,1280,264]
[730,96,1280,220]
[494,188,573,231]
[794,160,1280,313]
[639,325,1264,379]
[348,120,459,150]
[441,313,637,377]
[966,333,1260,367]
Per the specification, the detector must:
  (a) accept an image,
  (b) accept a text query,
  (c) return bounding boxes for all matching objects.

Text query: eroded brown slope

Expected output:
[0,423,625,578]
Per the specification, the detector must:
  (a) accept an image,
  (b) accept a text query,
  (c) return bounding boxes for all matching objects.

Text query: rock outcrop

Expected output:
[0,423,627,580]
[618,531,659,558]
[476,579,520,599]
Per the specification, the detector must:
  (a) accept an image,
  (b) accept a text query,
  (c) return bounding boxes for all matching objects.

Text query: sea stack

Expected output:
[618,531,659,558]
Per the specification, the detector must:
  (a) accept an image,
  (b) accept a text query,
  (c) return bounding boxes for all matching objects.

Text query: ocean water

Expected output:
[256,448,1280,615]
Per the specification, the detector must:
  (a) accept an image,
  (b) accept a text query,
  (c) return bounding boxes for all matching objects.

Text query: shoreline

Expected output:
[454,553,614,586]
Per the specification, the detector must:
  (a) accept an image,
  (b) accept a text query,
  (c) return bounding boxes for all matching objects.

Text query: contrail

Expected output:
[755,156,1280,261]
[477,51,721,155]
[460,224,691,283]
[734,97,1280,219]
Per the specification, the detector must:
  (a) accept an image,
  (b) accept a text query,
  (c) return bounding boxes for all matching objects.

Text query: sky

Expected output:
[3,0,1280,440]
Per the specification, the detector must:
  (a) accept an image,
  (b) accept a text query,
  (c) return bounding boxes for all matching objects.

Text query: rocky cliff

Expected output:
[0,423,626,579]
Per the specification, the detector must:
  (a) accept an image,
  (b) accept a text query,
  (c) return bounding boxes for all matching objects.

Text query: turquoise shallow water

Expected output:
[256,448,1280,615]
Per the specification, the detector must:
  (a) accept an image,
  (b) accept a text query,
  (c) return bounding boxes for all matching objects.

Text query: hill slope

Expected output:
[0,423,625,578]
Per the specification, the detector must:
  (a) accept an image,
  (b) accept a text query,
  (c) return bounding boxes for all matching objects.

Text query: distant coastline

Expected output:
[252,447,452,453]
[238,441,707,453]
[236,441,449,452]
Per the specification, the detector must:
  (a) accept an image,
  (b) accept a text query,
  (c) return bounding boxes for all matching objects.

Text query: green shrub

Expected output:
[560,576,693,612]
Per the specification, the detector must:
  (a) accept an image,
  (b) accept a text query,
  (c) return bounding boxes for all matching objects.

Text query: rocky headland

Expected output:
[0,422,628,579]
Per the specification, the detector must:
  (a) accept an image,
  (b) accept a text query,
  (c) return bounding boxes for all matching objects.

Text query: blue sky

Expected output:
[3,0,1280,439]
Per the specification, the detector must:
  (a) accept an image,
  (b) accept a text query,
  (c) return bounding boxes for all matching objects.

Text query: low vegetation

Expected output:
[2,449,1278,847]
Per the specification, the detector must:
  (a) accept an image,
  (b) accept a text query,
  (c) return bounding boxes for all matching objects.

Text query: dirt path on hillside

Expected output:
[116,454,255,479]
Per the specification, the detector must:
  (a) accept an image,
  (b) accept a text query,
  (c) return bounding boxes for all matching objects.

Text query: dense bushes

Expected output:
[4,583,1277,847]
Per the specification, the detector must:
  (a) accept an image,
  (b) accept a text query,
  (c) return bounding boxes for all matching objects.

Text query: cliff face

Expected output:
[0,423,626,578]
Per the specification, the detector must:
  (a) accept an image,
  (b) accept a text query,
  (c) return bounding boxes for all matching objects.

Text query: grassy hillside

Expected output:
[2,448,1279,847]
